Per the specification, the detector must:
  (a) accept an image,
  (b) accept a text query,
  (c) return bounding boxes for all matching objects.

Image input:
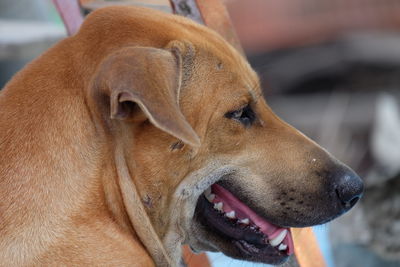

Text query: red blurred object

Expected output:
[224,0,400,54]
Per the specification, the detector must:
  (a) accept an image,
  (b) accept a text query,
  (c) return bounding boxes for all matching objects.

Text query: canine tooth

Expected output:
[225,211,235,219]
[269,229,288,247]
[214,202,223,211]
[239,218,250,225]
[278,243,287,251]
[205,193,215,202]
[204,187,211,196]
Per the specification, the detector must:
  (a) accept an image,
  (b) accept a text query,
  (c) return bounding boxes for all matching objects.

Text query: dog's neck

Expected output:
[104,124,239,267]
[100,123,176,267]
[114,143,173,266]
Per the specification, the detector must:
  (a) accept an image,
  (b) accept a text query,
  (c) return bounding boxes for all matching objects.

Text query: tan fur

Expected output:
[0,6,361,267]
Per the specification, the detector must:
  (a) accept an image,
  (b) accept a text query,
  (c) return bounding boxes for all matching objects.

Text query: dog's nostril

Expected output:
[334,170,364,211]
[336,189,361,209]
[349,196,360,207]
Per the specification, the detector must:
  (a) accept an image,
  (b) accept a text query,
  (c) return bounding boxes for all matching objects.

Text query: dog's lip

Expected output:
[193,183,294,264]
[209,184,294,254]
[195,196,290,264]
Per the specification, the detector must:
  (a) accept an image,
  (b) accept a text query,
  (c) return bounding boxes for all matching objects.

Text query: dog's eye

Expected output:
[225,105,256,127]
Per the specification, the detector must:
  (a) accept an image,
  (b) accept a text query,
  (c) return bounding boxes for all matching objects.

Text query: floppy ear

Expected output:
[94,44,200,147]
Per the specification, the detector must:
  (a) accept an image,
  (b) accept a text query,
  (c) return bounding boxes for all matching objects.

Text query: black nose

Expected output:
[334,168,364,210]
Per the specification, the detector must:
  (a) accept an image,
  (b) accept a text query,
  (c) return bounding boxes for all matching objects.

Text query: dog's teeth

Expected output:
[269,229,288,247]
[205,193,215,202]
[214,202,223,211]
[278,243,287,251]
[225,211,235,219]
[204,187,211,196]
[239,218,250,225]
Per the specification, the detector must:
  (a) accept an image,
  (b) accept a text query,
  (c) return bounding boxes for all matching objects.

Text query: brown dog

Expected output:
[0,6,363,266]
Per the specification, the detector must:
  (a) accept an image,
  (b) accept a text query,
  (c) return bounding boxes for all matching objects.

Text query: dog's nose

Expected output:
[334,168,364,210]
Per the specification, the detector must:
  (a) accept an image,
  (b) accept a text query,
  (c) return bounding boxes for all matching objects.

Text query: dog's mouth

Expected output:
[193,183,294,264]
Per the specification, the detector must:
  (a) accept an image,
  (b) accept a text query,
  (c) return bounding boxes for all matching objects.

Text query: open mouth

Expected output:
[194,183,294,264]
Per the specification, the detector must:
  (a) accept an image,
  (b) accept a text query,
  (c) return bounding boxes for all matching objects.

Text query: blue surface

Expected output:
[313,225,335,267]
[207,251,270,267]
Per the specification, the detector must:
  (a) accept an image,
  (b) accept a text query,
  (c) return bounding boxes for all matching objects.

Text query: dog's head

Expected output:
[85,6,363,265]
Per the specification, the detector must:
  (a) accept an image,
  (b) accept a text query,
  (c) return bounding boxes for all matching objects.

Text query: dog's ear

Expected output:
[94,44,200,147]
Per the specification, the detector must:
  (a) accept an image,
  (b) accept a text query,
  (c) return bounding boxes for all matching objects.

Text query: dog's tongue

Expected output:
[211,184,294,255]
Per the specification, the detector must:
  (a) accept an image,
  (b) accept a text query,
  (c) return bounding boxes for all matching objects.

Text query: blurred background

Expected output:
[1,0,399,266]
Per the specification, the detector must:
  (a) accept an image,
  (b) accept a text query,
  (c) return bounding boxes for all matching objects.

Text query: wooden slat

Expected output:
[170,0,243,55]
[292,227,326,267]
[194,0,244,55]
